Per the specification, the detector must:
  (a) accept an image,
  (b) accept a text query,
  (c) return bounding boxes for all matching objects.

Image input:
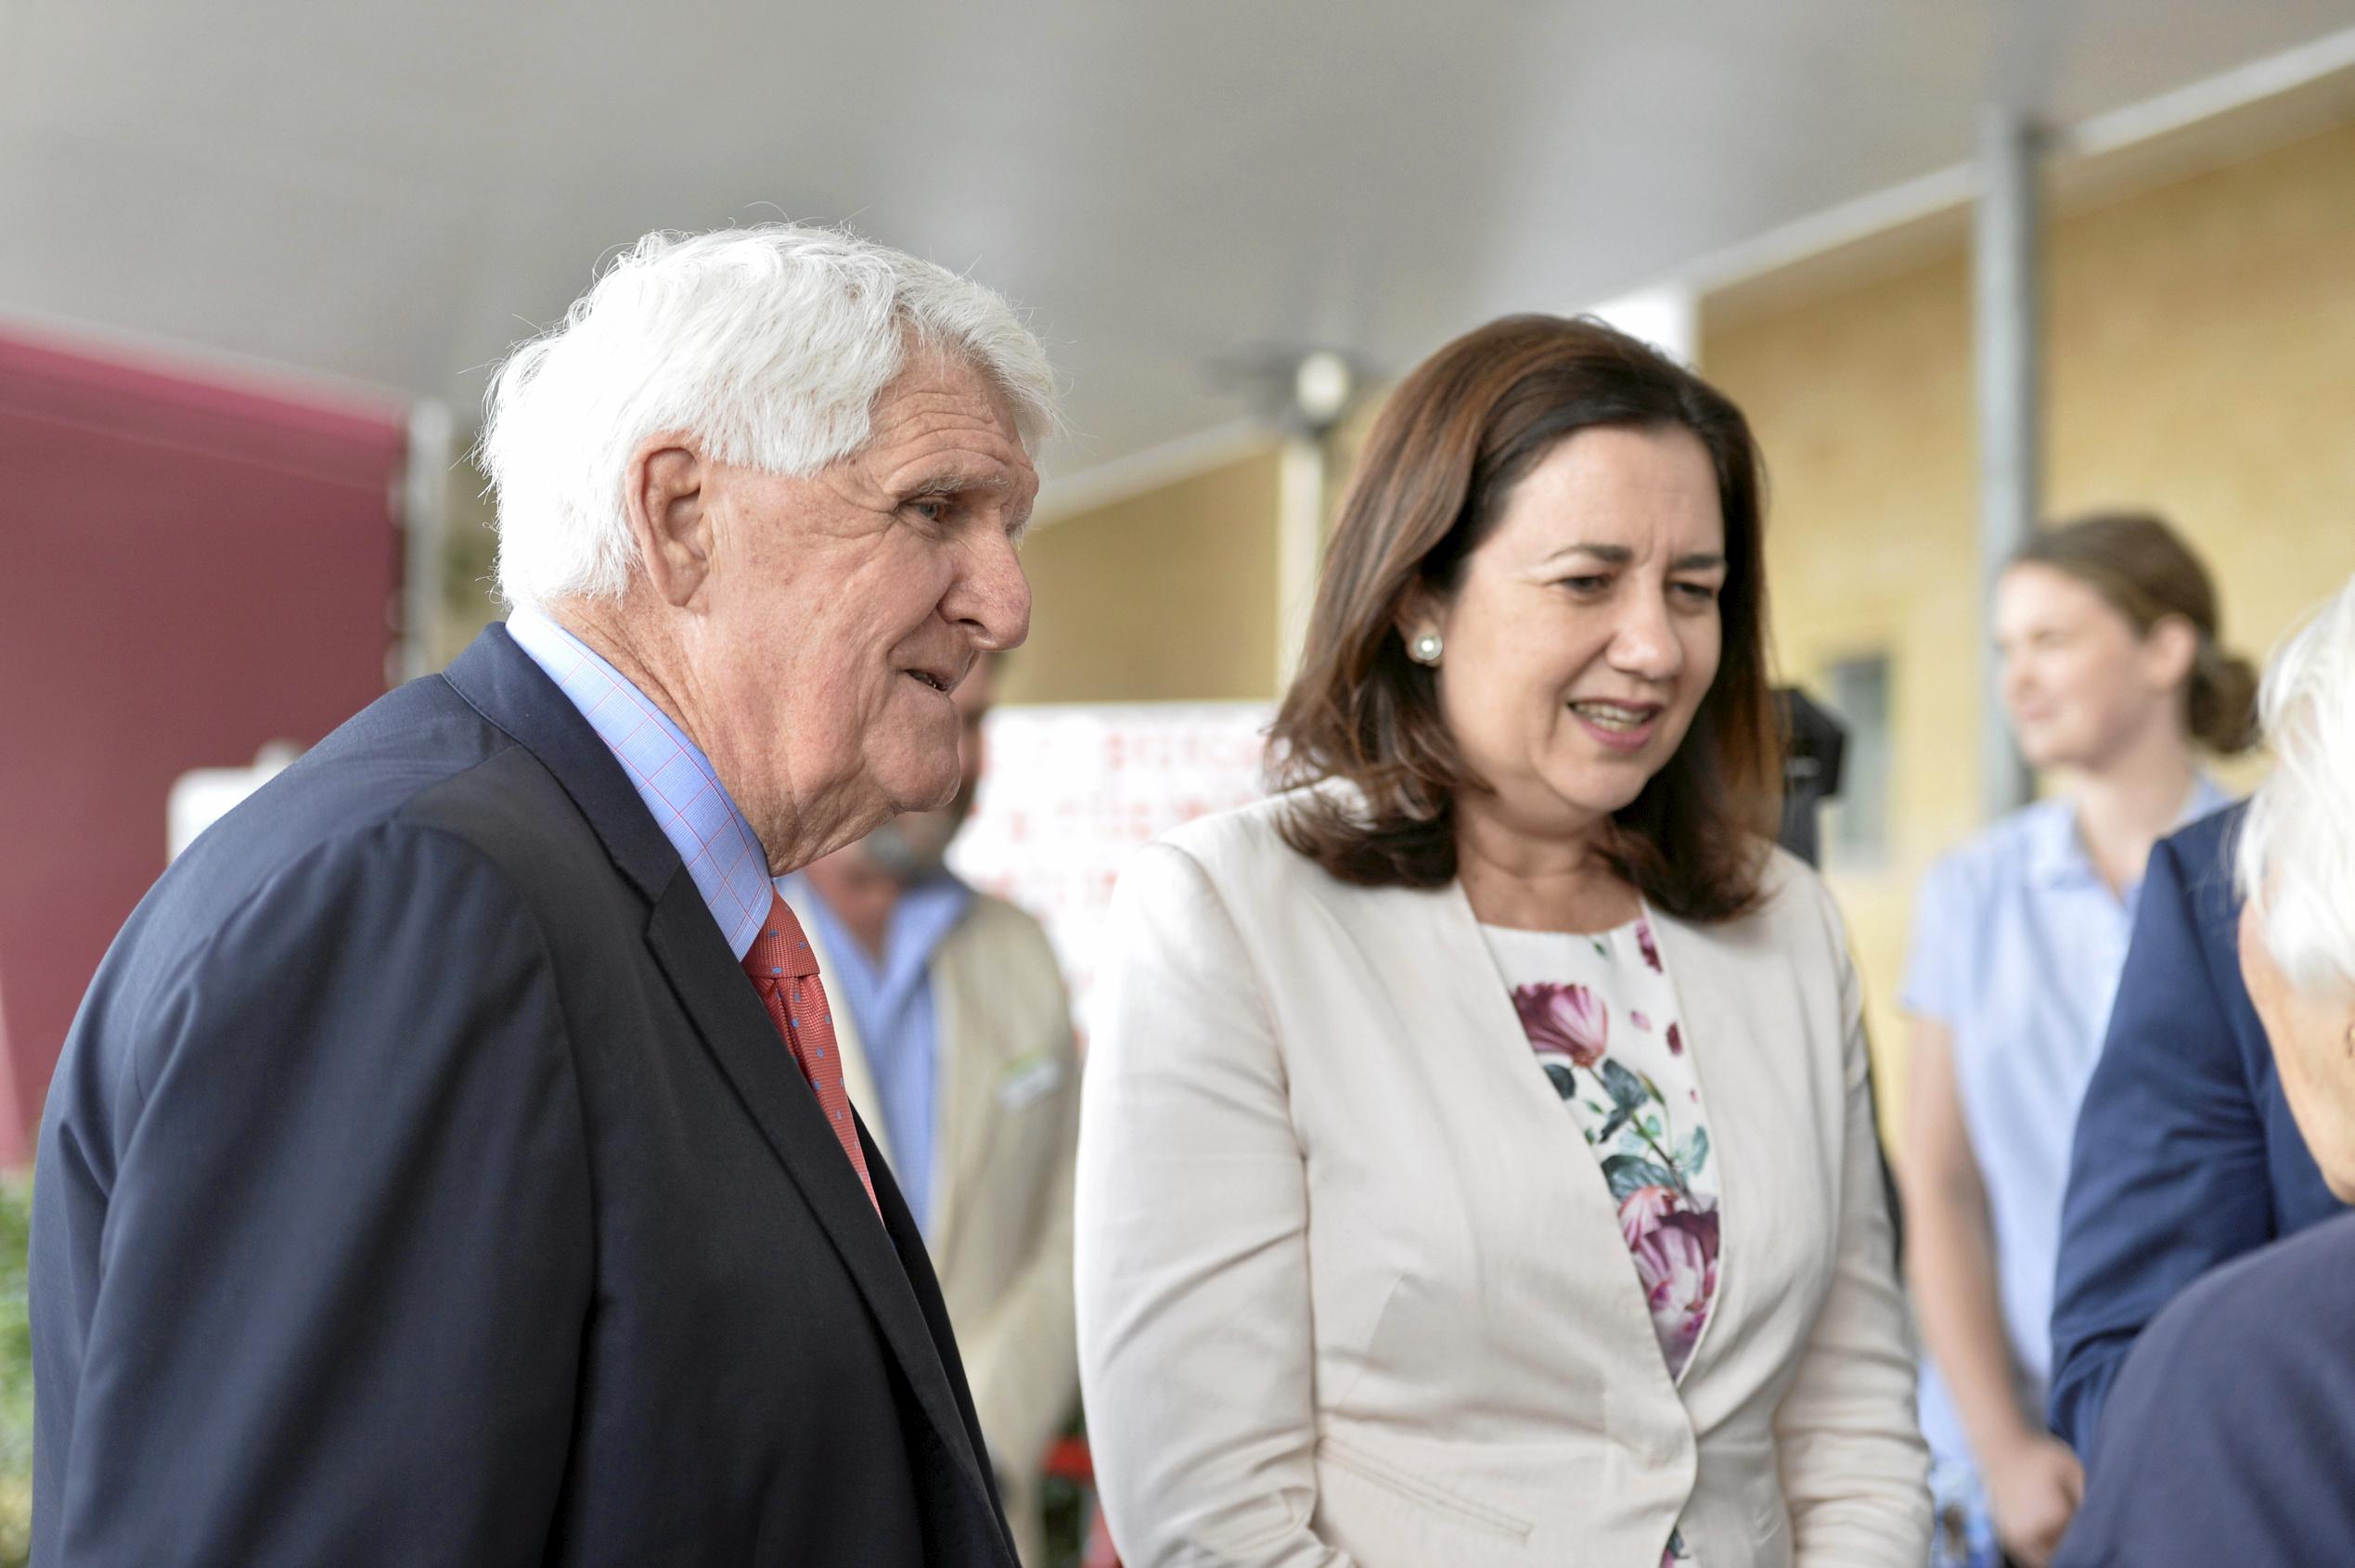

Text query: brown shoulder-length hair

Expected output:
[1270,314,1782,923]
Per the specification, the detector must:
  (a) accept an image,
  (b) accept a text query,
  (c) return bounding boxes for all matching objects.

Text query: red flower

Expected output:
[1667,1022,1685,1056]
[1512,982,1608,1067]
[1635,919,1663,972]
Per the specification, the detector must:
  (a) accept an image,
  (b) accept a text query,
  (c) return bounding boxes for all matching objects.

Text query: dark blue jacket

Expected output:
[2047,802,2346,1452]
[2055,1211,2355,1566]
[32,625,1017,1568]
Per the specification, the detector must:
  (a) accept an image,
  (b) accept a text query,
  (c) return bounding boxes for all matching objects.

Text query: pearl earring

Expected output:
[1409,632,1443,665]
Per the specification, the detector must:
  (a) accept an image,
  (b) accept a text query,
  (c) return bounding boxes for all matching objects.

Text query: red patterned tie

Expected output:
[743,892,879,1214]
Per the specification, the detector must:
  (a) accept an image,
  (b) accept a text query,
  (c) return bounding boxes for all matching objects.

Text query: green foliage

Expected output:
[0,1174,32,1568]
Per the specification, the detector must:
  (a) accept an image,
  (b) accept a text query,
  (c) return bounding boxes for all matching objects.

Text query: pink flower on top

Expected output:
[1512,982,1607,1067]
[1619,1185,1721,1375]
[1635,919,1663,972]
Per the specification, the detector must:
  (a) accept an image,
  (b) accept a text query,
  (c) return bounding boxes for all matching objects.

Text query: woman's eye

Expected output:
[1674,582,1721,603]
[1560,574,1612,593]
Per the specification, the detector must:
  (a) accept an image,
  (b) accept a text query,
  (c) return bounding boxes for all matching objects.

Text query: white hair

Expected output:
[2237,573,2355,1003]
[480,224,1058,608]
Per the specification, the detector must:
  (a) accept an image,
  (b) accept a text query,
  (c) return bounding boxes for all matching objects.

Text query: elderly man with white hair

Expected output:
[31,225,1054,1568]
[2055,574,2355,1567]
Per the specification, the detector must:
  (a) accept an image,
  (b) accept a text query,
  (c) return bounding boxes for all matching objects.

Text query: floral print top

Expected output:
[1482,911,1718,1568]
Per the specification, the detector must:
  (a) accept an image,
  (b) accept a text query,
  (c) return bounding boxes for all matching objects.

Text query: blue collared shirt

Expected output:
[505,610,775,960]
[1901,776,2231,1467]
[789,871,974,1240]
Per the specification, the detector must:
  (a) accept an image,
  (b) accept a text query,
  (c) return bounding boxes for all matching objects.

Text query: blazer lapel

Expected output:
[645,880,998,1516]
[1647,906,1774,1383]
[1414,879,1704,1394]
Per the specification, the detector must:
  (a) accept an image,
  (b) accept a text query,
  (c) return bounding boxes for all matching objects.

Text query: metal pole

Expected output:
[1974,108,2041,818]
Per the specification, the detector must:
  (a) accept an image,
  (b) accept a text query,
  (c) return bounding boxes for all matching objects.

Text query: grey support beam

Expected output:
[1974,108,2043,818]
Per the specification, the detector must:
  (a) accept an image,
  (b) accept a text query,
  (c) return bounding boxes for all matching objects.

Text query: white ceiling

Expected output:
[5,0,2353,489]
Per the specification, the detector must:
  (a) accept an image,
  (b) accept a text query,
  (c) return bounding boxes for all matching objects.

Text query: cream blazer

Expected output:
[788,887,1081,1567]
[1075,796,1929,1567]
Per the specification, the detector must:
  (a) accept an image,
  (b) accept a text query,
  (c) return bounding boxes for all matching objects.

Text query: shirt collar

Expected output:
[2027,773,2234,889]
[788,869,975,1004]
[505,608,776,960]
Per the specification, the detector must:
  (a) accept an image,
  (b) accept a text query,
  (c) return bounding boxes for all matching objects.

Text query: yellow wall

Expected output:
[1005,445,1285,704]
[1704,116,2355,1125]
[1702,253,1979,1127]
[2046,119,2355,723]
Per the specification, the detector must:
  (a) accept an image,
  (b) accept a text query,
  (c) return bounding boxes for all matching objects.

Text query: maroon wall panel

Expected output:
[0,330,405,1163]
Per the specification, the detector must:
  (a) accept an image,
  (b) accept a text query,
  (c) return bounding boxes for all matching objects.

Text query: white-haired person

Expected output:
[2053,574,2355,1567]
[32,225,1053,1568]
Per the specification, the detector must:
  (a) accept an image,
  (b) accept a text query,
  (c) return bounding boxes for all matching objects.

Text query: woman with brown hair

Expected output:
[1893,515,2258,1568]
[1075,315,1929,1567]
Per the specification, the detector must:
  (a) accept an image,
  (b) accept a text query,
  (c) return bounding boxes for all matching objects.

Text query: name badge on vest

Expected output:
[996,1050,1064,1111]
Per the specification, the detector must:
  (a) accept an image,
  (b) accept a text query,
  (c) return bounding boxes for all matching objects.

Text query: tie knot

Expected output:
[744,892,822,982]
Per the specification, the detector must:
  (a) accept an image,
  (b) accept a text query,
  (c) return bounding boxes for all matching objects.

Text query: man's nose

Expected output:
[952,528,1030,652]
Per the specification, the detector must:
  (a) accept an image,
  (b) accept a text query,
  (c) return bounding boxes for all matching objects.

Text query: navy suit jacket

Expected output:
[31,626,1018,1567]
[2047,802,2346,1453]
[2055,1211,2355,1566]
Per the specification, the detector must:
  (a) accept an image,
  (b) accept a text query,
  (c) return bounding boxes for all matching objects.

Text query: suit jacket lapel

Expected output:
[644,880,999,1521]
[445,626,1001,1536]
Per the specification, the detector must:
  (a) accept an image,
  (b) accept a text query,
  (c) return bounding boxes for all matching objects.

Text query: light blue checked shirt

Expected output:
[505,610,775,960]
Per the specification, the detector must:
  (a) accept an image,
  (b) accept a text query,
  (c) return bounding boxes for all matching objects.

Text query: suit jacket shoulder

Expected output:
[2061,1213,2355,1566]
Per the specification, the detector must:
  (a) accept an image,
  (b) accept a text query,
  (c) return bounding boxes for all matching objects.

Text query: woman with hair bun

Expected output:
[1895,514,2258,1568]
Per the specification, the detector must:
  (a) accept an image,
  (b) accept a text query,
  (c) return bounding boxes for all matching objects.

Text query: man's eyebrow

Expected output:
[905,466,1014,495]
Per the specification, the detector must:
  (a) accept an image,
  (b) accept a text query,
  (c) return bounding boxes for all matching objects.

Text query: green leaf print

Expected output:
[1602,1152,1679,1203]
[1599,1059,1648,1112]
[1680,1127,1711,1175]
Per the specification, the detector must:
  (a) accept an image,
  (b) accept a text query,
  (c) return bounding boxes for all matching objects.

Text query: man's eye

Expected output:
[905,496,951,523]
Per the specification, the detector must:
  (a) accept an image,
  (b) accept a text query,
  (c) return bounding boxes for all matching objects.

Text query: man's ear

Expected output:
[623,434,712,609]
